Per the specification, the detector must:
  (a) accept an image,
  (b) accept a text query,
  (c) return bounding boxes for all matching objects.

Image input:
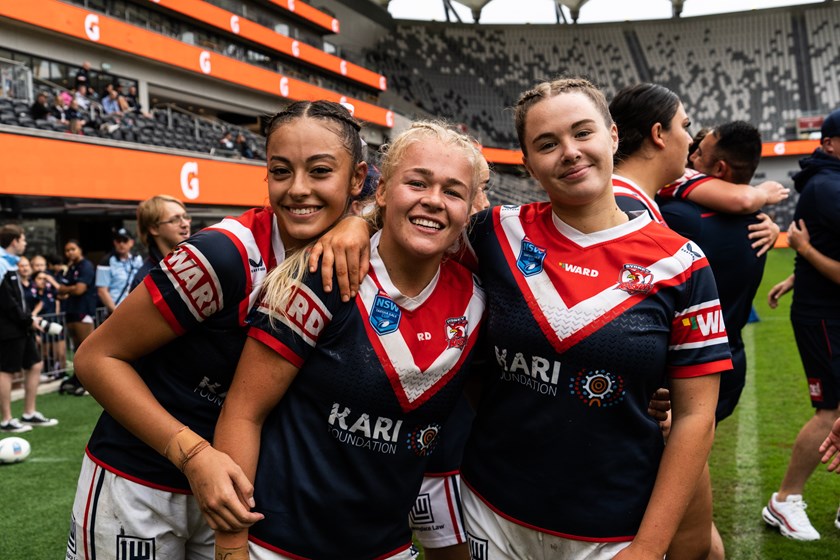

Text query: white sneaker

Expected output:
[762,492,821,541]
[20,411,58,427]
[835,505,840,530]
[0,418,33,433]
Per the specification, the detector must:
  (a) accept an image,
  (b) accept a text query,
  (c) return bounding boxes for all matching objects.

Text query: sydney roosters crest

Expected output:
[617,263,653,294]
[445,316,468,349]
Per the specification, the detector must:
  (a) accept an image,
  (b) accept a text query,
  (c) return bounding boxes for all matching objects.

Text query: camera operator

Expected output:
[0,225,58,432]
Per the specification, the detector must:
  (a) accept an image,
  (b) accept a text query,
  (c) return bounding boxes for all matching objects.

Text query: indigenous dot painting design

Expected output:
[569,369,625,407]
[406,424,441,456]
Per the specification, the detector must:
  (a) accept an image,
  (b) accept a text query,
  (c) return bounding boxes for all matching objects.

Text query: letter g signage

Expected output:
[180,162,200,200]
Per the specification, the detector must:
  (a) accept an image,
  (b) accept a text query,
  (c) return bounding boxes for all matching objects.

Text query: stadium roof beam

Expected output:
[555,0,590,24]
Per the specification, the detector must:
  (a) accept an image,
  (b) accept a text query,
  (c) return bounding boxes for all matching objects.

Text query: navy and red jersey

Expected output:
[658,175,767,422]
[245,231,485,560]
[85,207,283,491]
[791,149,840,319]
[61,258,97,318]
[460,203,732,541]
[612,174,667,224]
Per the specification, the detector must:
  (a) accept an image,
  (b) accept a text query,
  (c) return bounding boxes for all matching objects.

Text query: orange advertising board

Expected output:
[0,0,393,127]
[147,0,386,91]
[0,133,268,207]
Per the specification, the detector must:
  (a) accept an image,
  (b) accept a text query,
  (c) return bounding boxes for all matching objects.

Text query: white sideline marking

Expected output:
[732,325,762,552]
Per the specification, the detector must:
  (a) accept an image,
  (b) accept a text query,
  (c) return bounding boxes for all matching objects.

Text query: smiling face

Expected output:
[375,137,474,263]
[522,92,618,213]
[266,117,365,251]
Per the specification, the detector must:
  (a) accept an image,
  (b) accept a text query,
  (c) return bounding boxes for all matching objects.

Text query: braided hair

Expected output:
[264,100,364,165]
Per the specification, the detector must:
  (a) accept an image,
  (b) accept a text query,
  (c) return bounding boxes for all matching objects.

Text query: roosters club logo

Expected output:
[617,263,653,294]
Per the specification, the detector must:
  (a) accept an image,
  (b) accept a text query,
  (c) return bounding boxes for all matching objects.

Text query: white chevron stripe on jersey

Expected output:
[208,216,285,315]
[357,276,483,405]
[498,207,701,349]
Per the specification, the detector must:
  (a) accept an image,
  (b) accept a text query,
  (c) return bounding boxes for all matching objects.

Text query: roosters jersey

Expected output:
[658,179,767,422]
[658,169,717,201]
[612,174,666,224]
[460,203,732,540]
[246,231,484,560]
[85,208,283,491]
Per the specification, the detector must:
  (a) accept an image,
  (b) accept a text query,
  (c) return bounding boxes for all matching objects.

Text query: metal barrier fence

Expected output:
[0,55,33,102]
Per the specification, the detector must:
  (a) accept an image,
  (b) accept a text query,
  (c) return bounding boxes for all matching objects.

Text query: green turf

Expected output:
[711,248,840,558]
[0,391,102,559]
[2,249,839,558]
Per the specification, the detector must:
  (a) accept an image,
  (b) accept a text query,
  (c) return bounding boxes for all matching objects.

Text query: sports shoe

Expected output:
[762,492,821,541]
[21,411,58,427]
[835,505,840,530]
[0,418,33,433]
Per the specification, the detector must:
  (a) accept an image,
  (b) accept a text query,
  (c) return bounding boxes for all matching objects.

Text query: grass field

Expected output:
[1,248,839,559]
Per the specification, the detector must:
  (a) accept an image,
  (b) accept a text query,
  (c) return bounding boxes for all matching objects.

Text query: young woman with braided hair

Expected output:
[67,100,368,560]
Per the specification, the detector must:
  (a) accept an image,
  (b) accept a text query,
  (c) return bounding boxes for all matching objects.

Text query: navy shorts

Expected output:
[0,334,42,373]
[792,317,840,410]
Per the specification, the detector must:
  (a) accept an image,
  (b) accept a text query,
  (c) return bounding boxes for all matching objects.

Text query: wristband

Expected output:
[215,544,249,560]
[163,426,210,472]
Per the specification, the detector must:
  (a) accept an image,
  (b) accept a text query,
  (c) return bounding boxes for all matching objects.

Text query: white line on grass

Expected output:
[732,325,763,556]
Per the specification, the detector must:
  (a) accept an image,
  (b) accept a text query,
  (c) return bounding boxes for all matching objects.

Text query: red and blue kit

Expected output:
[85,208,283,491]
[612,174,669,224]
[460,203,732,541]
[246,232,484,559]
[658,170,767,422]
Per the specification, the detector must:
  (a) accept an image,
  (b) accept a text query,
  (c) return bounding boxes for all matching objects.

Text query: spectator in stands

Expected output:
[54,240,97,396]
[761,107,840,542]
[218,130,235,150]
[96,227,143,317]
[131,195,191,290]
[74,61,91,89]
[101,87,124,116]
[74,83,91,112]
[29,91,50,121]
[67,99,85,135]
[235,132,255,159]
[124,84,141,114]
[0,225,57,433]
[52,94,70,126]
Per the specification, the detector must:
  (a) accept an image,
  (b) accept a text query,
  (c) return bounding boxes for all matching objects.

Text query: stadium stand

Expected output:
[366,3,840,149]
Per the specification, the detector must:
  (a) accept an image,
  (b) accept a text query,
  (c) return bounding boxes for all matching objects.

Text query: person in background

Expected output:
[29,91,50,120]
[235,133,255,159]
[761,107,840,542]
[131,195,192,290]
[0,225,57,433]
[658,120,772,560]
[96,227,143,316]
[54,240,97,396]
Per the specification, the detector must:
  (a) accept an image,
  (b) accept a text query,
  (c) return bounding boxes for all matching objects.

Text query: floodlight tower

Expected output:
[455,0,494,22]
[555,0,590,23]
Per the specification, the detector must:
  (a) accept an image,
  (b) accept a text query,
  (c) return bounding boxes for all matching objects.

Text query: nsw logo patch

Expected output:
[517,237,546,277]
[370,291,401,335]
